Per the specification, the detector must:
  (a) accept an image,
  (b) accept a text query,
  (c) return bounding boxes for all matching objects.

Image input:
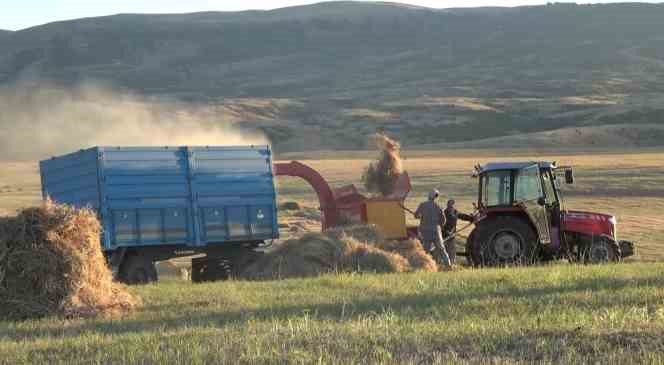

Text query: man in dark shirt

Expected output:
[414,189,451,268]
[443,199,474,265]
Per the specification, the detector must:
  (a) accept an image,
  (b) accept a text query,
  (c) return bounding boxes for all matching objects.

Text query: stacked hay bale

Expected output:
[241,224,437,280]
[0,201,140,320]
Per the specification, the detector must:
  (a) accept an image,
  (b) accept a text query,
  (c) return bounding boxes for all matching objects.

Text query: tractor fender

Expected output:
[480,210,540,242]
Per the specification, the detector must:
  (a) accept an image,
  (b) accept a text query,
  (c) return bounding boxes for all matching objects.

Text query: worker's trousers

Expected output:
[419,227,451,268]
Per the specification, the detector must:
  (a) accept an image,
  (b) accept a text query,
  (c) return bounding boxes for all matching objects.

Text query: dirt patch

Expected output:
[0,201,140,320]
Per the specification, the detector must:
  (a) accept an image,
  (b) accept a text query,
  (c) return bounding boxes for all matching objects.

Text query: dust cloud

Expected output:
[0,83,268,160]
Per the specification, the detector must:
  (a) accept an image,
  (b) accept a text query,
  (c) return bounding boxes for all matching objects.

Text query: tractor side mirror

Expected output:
[537,197,546,206]
[565,168,574,184]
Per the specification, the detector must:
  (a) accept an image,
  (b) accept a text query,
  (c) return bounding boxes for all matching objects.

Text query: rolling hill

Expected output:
[1,1,664,152]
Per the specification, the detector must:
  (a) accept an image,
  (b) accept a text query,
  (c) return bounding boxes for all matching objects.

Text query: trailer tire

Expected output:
[474,216,538,266]
[118,253,158,284]
[191,256,232,283]
[230,250,264,277]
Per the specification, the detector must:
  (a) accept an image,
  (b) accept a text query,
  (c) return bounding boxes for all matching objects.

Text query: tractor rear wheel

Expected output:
[584,237,619,264]
[473,216,538,266]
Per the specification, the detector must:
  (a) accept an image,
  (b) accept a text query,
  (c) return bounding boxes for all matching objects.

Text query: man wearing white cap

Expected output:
[413,189,451,268]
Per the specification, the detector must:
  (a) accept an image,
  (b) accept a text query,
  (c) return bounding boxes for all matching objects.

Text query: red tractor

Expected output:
[465,161,635,266]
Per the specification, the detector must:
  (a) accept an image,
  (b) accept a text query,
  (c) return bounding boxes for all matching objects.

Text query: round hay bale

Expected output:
[0,201,141,320]
[377,239,438,272]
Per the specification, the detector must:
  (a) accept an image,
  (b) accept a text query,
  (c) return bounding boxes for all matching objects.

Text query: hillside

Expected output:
[0,30,11,41]
[1,2,664,152]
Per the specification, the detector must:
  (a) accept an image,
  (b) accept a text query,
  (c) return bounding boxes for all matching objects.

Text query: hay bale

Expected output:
[325,224,384,244]
[362,133,404,196]
[343,243,409,273]
[241,233,348,279]
[0,201,140,320]
[240,224,437,280]
[330,224,437,272]
[240,231,409,280]
[377,239,438,272]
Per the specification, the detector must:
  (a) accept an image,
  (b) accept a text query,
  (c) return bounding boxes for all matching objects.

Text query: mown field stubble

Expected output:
[1,149,664,364]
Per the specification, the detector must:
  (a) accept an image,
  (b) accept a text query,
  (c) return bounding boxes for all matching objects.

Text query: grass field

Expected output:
[2,264,664,364]
[2,149,664,363]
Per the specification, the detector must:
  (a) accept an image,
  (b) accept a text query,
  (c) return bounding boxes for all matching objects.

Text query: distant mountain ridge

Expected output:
[1,1,664,152]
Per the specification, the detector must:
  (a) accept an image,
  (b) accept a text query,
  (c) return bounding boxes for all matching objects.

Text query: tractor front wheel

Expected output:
[474,216,537,266]
[584,237,620,264]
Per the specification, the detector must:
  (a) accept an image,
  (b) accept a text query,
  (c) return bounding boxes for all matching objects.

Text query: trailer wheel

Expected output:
[584,237,619,264]
[474,216,537,266]
[191,256,232,283]
[230,250,264,277]
[118,253,158,284]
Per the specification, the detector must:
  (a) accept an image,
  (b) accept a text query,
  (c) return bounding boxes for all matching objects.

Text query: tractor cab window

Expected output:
[514,165,543,202]
[541,170,558,204]
[483,170,512,206]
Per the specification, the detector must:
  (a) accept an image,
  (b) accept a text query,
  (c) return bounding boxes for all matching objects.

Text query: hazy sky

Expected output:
[2,0,661,31]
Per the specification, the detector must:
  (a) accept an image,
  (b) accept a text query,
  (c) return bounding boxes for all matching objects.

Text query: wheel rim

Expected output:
[492,231,522,260]
[589,243,610,262]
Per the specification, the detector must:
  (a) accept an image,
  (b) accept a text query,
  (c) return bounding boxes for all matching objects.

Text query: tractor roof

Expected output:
[480,161,556,172]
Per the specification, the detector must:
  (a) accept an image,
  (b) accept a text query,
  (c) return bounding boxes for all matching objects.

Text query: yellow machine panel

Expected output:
[363,199,407,239]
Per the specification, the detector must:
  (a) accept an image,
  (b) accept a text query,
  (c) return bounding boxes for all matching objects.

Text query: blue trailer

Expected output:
[39,145,279,283]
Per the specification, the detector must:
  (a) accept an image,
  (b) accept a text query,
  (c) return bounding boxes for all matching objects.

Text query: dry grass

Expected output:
[414,96,500,112]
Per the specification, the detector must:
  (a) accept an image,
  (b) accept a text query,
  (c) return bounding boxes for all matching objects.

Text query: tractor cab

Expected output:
[467,161,634,266]
[476,161,569,247]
